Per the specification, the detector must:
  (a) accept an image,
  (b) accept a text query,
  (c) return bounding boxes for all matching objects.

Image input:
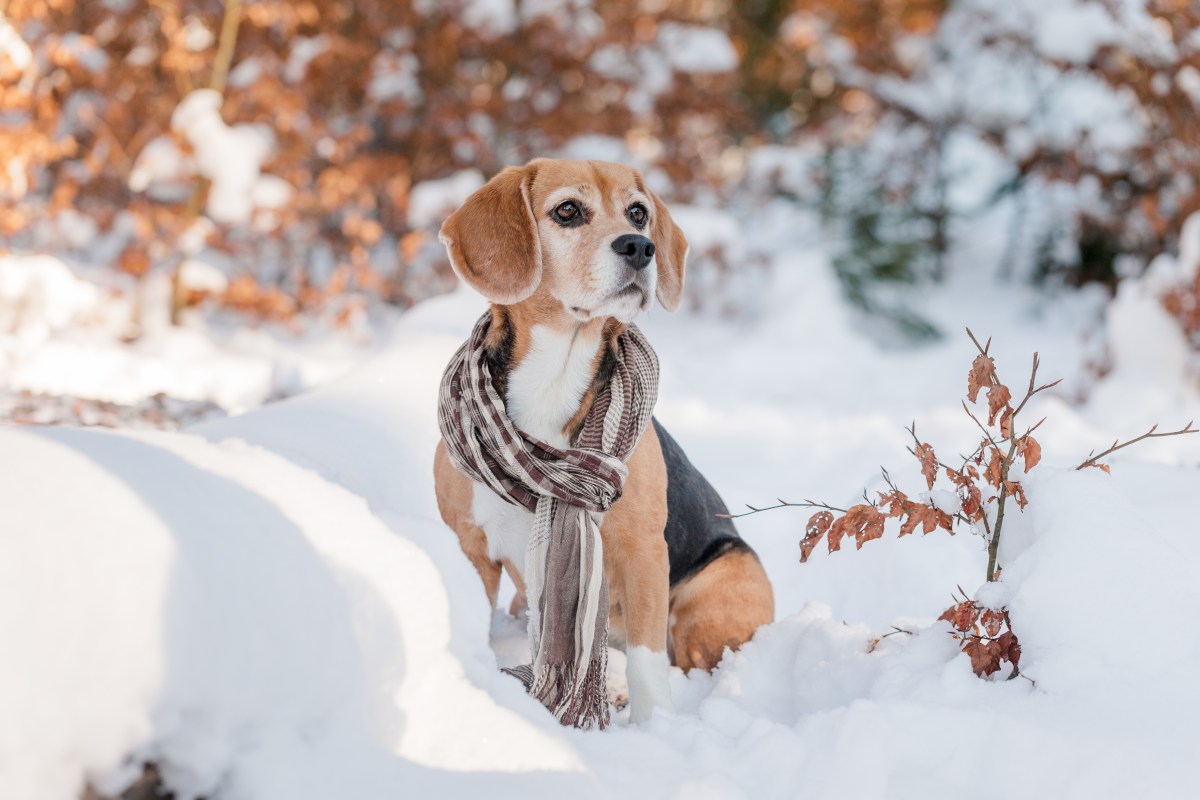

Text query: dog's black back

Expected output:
[652,418,752,587]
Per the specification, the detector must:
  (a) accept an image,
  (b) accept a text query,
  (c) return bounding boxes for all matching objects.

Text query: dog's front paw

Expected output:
[625,645,674,724]
[606,647,629,710]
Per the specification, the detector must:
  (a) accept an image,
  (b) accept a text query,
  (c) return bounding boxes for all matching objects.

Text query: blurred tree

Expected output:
[1,0,743,321]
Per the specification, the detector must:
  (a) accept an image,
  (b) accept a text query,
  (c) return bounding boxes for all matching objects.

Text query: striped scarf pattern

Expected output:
[437,311,659,729]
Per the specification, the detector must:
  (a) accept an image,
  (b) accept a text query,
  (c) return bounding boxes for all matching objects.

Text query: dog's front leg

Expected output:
[606,530,674,724]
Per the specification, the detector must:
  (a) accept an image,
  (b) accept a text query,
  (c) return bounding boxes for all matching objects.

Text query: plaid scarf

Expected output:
[437,311,659,729]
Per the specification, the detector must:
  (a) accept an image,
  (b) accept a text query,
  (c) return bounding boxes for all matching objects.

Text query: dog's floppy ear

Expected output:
[648,188,688,312]
[439,164,542,305]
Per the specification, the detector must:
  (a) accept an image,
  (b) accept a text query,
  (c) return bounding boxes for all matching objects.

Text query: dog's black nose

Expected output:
[611,234,656,271]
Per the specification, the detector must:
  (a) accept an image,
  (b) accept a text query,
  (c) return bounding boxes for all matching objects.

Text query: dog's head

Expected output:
[439,159,688,323]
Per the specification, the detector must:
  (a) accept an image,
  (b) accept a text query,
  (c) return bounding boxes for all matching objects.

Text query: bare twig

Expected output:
[880,626,914,639]
[209,0,244,95]
[965,328,991,357]
[1075,422,1197,471]
[718,498,848,520]
[962,400,1001,450]
[1011,352,1062,418]
[906,421,978,476]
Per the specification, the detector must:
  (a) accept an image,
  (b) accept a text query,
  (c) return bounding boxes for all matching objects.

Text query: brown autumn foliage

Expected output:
[0,0,746,321]
[939,593,1022,679]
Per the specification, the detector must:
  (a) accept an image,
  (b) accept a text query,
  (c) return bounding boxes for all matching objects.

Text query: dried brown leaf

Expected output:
[987,384,1012,426]
[829,504,886,553]
[980,609,1004,638]
[1018,436,1042,471]
[939,601,980,633]
[967,354,997,402]
[914,442,938,490]
[800,511,834,563]
[1004,480,1028,510]
[985,448,1003,489]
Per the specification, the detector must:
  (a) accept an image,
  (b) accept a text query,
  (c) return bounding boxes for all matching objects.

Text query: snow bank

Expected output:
[0,257,375,414]
[0,421,581,800]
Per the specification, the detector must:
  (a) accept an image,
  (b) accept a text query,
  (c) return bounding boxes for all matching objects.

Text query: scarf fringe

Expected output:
[502,656,611,730]
[533,657,611,731]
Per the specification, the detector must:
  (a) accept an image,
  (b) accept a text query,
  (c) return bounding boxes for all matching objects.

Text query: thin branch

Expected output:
[718,498,849,520]
[965,327,991,357]
[962,400,1001,450]
[880,626,914,639]
[209,0,244,95]
[1075,422,1197,471]
[880,465,900,495]
[1023,417,1047,438]
[1011,352,1062,418]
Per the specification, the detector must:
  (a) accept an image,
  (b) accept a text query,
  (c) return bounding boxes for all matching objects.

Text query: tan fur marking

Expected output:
[598,423,670,652]
[668,549,775,672]
[502,558,527,617]
[434,441,502,607]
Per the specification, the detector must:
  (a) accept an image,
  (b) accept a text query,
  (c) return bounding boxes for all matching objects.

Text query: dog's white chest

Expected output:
[471,324,601,570]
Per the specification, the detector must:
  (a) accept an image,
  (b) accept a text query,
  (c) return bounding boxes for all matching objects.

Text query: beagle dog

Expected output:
[432,158,774,724]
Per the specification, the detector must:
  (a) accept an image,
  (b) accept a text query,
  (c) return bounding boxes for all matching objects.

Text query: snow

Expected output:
[367,51,422,104]
[0,16,33,74]
[461,0,518,37]
[283,35,329,84]
[972,581,1009,611]
[407,170,485,229]
[0,257,382,414]
[169,90,282,226]
[929,488,962,516]
[181,16,214,52]
[1033,1,1119,64]
[128,136,191,194]
[4,226,1199,797]
[0,255,99,339]
[656,24,739,74]
[177,259,229,294]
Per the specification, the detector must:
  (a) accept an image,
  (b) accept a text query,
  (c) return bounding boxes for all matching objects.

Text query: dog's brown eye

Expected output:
[554,201,580,223]
[628,203,648,229]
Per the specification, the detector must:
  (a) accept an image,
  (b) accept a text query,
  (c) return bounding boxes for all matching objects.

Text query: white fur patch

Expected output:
[472,323,602,572]
[505,324,601,448]
[625,645,674,724]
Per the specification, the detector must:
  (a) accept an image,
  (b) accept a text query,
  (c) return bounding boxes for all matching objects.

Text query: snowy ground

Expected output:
[3,226,1200,799]
[0,255,384,427]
